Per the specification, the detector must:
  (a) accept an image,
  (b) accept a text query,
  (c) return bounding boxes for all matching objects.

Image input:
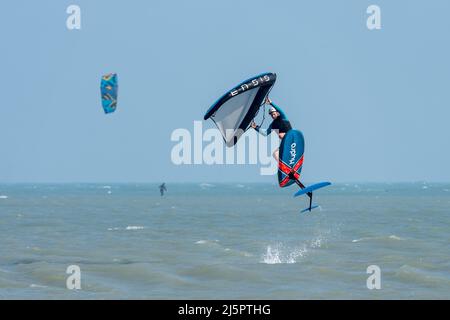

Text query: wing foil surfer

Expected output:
[251,97,292,161]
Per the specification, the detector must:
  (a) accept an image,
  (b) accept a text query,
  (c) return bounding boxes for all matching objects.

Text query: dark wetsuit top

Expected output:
[255,102,292,136]
[159,183,167,196]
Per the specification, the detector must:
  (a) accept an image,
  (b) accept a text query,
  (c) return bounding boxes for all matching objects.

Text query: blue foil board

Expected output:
[294,182,331,197]
[278,130,305,188]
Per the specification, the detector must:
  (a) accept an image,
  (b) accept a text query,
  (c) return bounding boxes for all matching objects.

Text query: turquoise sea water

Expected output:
[0,183,449,299]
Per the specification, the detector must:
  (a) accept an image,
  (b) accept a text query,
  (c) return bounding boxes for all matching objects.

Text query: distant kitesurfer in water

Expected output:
[251,97,292,161]
[159,183,167,196]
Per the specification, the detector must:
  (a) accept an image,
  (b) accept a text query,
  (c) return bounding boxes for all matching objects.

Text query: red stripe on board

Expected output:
[279,176,291,187]
[278,161,292,175]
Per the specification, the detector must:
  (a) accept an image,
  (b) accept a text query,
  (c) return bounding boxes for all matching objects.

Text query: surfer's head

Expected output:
[269,106,279,119]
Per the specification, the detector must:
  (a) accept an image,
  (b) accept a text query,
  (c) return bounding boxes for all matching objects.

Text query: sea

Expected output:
[0,183,449,299]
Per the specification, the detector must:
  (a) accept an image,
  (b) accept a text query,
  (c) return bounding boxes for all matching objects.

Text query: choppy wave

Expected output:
[30,284,48,289]
[352,235,404,243]
[179,264,263,283]
[0,182,448,299]
[395,265,450,287]
[0,195,8,199]
[199,183,215,188]
[126,226,145,230]
[195,239,219,245]
[0,268,13,274]
[195,240,253,258]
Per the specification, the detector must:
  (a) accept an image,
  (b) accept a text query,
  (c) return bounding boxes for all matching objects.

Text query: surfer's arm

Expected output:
[255,124,271,136]
[271,102,288,120]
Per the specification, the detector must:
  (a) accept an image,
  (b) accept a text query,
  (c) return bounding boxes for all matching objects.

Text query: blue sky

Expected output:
[1,0,449,183]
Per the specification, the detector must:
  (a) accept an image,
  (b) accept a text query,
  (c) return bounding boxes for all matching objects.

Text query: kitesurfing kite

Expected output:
[204,73,331,212]
[100,73,118,114]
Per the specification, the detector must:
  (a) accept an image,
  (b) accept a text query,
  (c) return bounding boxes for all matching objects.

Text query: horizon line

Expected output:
[0,181,448,184]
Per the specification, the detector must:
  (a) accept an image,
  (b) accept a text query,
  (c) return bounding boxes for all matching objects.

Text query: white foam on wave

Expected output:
[195,239,219,245]
[388,235,403,241]
[30,284,48,288]
[0,267,12,274]
[0,195,8,199]
[26,246,41,251]
[226,247,253,257]
[108,226,145,231]
[195,240,256,258]
[199,183,215,188]
[352,235,403,243]
[126,226,145,230]
[197,240,256,258]
[101,186,112,189]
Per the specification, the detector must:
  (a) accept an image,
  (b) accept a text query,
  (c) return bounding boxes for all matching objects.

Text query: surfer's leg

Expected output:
[273,148,279,162]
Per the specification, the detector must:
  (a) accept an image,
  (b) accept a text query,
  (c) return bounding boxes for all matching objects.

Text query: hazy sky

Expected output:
[1,0,449,183]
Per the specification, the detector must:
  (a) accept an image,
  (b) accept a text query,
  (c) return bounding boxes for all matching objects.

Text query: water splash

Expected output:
[261,243,308,264]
